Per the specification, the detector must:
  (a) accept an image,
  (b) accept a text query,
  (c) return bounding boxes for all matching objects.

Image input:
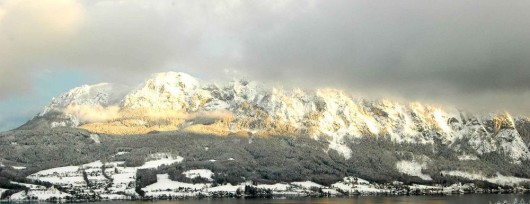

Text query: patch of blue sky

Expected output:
[0,69,97,131]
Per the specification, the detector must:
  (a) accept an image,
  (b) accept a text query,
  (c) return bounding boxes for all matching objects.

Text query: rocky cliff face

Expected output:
[25,72,530,162]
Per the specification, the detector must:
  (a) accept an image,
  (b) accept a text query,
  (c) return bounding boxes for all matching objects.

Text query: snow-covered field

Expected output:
[3,182,72,201]
[8,191,27,200]
[331,177,389,194]
[7,188,71,201]
[141,174,371,197]
[208,183,243,193]
[6,164,523,201]
[32,165,80,175]
[256,183,290,191]
[28,161,113,187]
[29,154,183,185]
[291,181,323,189]
[396,161,432,180]
[12,166,26,170]
[182,169,214,181]
[441,171,530,185]
[24,153,185,199]
[139,156,183,169]
[143,174,209,197]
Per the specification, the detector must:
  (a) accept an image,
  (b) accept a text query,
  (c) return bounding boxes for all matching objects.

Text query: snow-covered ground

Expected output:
[256,183,290,191]
[208,183,243,193]
[100,194,131,200]
[31,165,80,175]
[396,161,432,180]
[291,181,323,189]
[458,153,479,161]
[88,160,105,167]
[28,161,114,187]
[322,188,340,195]
[115,151,129,156]
[332,182,385,194]
[13,149,530,201]
[10,165,519,201]
[28,188,71,200]
[331,177,389,194]
[355,178,371,185]
[7,187,71,201]
[408,184,443,192]
[139,156,183,169]
[90,134,101,143]
[182,169,214,181]
[9,191,27,200]
[12,166,26,170]
[441,171,530,185]
[27,153,185,197]
[143,174,210,197]
[326,133,353,159]
[141,174,342,197]
[3,182,71,201]
[31,174,86,187]
[108,167,136,193]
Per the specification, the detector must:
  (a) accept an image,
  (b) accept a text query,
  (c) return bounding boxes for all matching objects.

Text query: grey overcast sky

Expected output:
[1,0,530,130]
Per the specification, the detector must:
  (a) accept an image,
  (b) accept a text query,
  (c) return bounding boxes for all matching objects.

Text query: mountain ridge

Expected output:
[19,71,530,163]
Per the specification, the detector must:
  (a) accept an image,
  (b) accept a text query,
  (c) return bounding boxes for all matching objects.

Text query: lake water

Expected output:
[2,195,530,204]
[4,194,528,204]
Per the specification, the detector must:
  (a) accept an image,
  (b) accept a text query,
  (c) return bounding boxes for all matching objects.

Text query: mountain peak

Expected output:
[39,82,129,116]
[122,72,201,111]
[147,71,200,91]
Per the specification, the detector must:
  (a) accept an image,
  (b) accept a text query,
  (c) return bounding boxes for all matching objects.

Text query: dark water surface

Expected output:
[104,195,530,204]
[3,195,530,204]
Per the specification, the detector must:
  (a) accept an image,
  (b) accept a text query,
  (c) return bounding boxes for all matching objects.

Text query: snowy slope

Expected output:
[441,171,530,185]
[0,188,8,196]
[396,161,432,181]
[40,83,130,116]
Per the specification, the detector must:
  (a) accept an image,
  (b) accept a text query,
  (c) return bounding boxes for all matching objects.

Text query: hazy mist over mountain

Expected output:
[2,0,530,131]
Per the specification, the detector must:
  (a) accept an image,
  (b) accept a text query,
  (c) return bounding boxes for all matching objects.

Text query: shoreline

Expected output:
[2,188,529,203]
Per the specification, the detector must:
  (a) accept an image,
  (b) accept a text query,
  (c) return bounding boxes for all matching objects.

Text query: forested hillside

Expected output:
[2,127,529,191]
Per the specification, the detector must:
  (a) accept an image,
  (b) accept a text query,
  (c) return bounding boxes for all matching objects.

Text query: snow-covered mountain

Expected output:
[40,83,130,116]
[26,71,530,163]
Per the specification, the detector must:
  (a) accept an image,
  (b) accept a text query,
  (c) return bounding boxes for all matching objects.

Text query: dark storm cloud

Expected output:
[240,1,530,94]
[1,0,529,114]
